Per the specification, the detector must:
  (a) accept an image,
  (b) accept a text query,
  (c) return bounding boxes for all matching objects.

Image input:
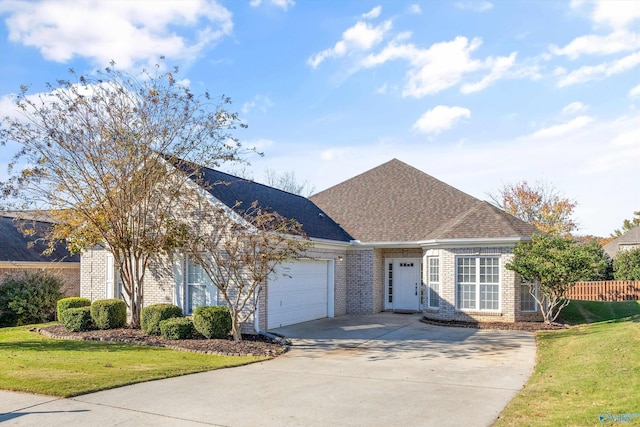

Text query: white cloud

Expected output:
[454,1,493,13]
[550,30,640,59]
[250,0,294,10]
[412,105,471,134]
[375,83,388,94]
[591,0,640,30]
[408,4,422,15]
[362,35,525,97]
[308,19,392,68]
[530,116,593,139]
[361,6,381,20]
[362,36,483,97]
[557,51,640,87]
[630,84,640,98]
[562,101,589,115]
[460,52,517,94]
[2,0,233,70]
[241,94,274,114]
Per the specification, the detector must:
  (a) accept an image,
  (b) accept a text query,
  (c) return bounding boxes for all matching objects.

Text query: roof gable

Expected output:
[603,226,640,258]
[194,167,353,243]
[0,216,79,263]
[310,159,535,242]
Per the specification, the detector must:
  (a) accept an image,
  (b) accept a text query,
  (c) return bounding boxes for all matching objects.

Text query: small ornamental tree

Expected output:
[490,180,577,236]
[506,233,610,324]
[613,247,640,280]
[185,201,312,341]
[0,62,250,327]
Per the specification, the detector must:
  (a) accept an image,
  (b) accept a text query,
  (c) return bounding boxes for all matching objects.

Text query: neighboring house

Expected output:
[0,214,80,296]
[603,226,640,259]
[81,158,542,331]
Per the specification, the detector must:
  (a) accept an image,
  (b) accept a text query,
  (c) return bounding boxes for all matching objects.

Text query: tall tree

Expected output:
[506,233,610,324]
[489,180,577,236]
[184,201,311,341]
[264,168,316,196]
[0,63,249,327]
[611,211,640,237]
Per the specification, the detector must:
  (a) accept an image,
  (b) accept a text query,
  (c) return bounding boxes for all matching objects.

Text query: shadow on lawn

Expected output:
[0,339,156,353]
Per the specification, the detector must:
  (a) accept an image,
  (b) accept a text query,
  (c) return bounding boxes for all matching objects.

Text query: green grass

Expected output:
[559,300,640,325]
[0,324,266,397]
[495,316,640,427]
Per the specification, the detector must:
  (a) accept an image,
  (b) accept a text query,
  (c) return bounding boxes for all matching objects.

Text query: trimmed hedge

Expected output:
[57,297,91,322]
[60,306,92,332]
[91,299,127,330]
[159,317,194,340]
[0,272,65,327]
[193,306,232,339]
[140,304,183,335]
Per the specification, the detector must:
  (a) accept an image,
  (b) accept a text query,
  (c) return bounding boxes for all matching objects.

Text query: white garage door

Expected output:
[267,260,332,329]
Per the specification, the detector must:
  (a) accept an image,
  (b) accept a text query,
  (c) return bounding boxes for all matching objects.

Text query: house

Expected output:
[603,226,640,259]
[80,158,541,331]
[0,213,80,296]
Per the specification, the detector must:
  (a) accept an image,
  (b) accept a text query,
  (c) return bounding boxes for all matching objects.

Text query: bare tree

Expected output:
[264,168,315,196]
[0,62,249,327]
[185,201,311,341]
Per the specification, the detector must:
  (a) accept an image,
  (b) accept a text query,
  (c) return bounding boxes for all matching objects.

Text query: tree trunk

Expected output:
[231,310,243,341]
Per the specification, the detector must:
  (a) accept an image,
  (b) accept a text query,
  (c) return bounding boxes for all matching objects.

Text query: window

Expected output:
[187,256,216,314]
[520,278,538,312]
[427,257,440,308]
[456,257,500,311]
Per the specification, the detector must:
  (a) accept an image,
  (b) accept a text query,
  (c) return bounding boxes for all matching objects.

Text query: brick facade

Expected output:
[422,246,542,323]
[0,264,80,297]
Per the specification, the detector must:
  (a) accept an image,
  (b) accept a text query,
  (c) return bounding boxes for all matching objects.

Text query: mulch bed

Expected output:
[420,317,570,331]
[38,324,288,358]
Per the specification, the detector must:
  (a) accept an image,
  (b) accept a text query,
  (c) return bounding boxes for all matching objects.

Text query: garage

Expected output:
[267,260,334,329]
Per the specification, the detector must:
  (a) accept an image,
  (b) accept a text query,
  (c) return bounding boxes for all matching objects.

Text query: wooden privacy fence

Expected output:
[567,281,640,301]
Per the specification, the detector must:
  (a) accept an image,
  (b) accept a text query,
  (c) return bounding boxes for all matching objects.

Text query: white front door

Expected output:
[390,259,421,311]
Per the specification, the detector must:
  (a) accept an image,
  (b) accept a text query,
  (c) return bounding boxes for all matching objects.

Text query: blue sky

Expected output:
[1,0,639,237]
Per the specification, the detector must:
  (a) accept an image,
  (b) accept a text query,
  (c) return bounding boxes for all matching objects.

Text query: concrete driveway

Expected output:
[0,313,535,426]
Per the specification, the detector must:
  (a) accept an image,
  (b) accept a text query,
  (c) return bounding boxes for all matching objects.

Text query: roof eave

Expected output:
[350,236,531,249]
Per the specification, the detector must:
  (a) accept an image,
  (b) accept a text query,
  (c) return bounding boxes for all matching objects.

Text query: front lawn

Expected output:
[0,324,266,397]
[494,315,640,426]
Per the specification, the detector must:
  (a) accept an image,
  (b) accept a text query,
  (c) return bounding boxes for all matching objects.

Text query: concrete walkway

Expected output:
[0,313,536,426]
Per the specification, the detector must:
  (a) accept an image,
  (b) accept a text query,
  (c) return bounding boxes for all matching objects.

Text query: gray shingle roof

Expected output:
[603,226,640,258]
[0,216,80,263]
[195,166,353,243]
[310,159,536,242]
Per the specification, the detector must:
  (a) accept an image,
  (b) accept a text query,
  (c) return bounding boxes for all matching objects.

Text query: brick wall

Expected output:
[0,264,80,297]
[422,246,542,323]
[346,249,374,314]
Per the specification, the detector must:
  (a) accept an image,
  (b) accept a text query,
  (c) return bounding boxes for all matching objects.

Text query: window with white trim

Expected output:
[520,277,538,312]
[427,257,440,308]
[456,256,500,311]
[186,256,217,314]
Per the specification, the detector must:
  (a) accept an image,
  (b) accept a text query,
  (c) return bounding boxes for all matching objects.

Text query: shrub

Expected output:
[159,317,194,340]
[57,297,91,322]
[90,299,127,330]
[0,272,65,327]
[60,306,92,332]
[613,247,640,280]
[193,306,232,339]
[140,304,183,335]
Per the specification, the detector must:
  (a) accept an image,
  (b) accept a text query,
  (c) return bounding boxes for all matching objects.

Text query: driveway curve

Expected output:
[0,313,535,426]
